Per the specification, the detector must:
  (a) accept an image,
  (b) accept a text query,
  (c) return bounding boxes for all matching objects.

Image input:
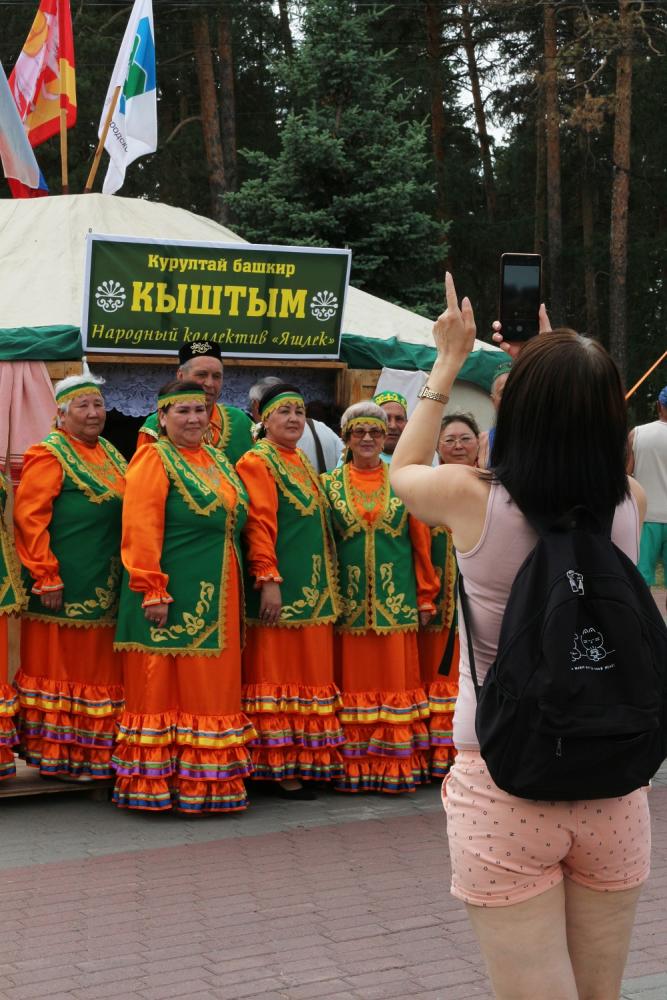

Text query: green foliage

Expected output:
[226,0,448,316]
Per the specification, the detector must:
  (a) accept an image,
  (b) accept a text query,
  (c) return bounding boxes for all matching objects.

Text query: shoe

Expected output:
[277,783,317,801]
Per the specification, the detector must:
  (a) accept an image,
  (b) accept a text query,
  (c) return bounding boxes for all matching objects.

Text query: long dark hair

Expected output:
[491,331,629,520]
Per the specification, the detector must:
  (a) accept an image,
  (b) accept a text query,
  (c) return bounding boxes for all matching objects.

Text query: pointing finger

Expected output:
[445,271,459,312]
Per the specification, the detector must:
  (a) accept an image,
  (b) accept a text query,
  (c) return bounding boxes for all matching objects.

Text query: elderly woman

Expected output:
[236,382,343,799]
[0,472,25,778]
[321,401,439,793]
[13,375,126,779]
[113,380,255,813]
[418,413,480,780]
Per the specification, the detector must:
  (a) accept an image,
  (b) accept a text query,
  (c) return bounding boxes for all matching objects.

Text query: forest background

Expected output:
[1,0,665,420]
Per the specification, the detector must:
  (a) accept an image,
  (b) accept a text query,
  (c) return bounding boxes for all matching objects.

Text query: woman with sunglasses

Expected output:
[322,401,439,793]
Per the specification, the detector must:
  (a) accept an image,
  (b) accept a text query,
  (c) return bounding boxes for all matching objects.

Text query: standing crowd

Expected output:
[0,338,474,812]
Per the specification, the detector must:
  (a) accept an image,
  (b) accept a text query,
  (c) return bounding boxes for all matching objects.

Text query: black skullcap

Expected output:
[178,340,223,365]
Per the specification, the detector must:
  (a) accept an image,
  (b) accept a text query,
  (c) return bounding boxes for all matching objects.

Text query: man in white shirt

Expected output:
[627,385,667,599]
[248,376,343,473]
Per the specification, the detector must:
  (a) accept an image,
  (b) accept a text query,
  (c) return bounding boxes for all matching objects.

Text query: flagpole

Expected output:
[625,349,667,401]
[58,1,69,193]
[60,106,68,193]
[84,85,121,193]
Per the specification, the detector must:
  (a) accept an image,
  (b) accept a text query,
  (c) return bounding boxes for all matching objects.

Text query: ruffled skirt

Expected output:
[0,616,18,778]
[15,619,123,778]
[334,630,430,793]
[112,643,255,814]
[242,623,344,781]
[418,627,460,778]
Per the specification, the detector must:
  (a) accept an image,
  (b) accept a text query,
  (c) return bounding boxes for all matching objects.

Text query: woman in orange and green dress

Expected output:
[113,380,256,813]
[418,412,480,778]
[236,382,343,798]
[13,375,126,779]
[0,472,25,778]
[321,401,439,793]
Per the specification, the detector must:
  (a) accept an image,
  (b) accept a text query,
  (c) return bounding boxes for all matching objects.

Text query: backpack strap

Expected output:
[306,417,327,475]
[458,574,482,700]
[527,505,613,538]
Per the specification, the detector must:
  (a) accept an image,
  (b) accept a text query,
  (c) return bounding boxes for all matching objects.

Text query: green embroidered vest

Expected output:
[243,441,340,627]
[139,403,253,464]
[0,475,26,615]
[322,464,419,635]
[23,432,126,627]
[425,526,458,632]
[115,440,248,656]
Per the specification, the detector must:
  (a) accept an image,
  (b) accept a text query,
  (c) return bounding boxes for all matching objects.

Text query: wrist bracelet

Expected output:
[418,385,449,404]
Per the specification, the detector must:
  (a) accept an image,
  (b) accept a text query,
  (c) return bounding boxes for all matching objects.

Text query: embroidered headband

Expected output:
[55,381,103,405]
[260,392,305,421]
[346,416,387,436]
[157,386,207,410]
[373,390,407,412]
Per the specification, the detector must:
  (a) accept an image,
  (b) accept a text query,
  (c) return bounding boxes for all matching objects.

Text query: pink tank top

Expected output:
[453,482,640,750]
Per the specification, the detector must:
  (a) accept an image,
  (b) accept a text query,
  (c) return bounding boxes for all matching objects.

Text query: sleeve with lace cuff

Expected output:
[31,573,64,595]
[141,590,174,608]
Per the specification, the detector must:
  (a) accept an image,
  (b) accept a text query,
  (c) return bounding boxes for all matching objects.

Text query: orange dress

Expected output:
[0,474,24,778]
[237,445,344,782]
[112,444,256,813]
[418,525,460,778]
[327,464,439,793]
[13,436,125,778]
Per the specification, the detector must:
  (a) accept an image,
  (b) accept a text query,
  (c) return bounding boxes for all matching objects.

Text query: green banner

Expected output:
[82,235,351,359]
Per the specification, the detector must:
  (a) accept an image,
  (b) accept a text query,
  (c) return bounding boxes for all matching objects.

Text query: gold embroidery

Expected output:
[149,579,215,643]
[281,555,331,620]
[156,440,248,520]
[43,433,126,505]
[64,557,121,620]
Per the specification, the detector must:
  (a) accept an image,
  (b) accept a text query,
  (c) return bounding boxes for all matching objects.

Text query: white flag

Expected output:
[0,60,41,188]
[99,0,156,195]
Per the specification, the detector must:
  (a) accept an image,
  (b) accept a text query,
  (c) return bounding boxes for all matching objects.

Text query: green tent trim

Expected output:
[339,332,502,393]
[0,326,83,361]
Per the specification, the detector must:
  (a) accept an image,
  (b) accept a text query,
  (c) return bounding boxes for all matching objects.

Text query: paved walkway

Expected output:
[1,763,666,1000]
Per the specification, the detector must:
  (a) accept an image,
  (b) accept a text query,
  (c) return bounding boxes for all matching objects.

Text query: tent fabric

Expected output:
[0,195,500,379]
[0,326,82,361]
[339,333,501,392]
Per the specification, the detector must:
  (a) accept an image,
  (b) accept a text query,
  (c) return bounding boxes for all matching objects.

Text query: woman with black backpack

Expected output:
[390,273,663,1000]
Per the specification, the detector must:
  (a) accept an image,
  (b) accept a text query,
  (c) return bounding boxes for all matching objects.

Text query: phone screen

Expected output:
[500,255,541,340]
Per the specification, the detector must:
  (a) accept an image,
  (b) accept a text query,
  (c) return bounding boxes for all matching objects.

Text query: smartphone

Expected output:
[499,253,542,341]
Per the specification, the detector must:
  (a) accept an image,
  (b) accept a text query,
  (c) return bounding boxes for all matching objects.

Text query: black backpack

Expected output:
[460,507,667,801]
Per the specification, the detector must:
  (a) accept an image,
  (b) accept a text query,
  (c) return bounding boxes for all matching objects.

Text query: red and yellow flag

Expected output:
[8,0,76,148]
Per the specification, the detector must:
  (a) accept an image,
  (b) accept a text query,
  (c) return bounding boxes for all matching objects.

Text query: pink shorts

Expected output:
[443,750,651,907]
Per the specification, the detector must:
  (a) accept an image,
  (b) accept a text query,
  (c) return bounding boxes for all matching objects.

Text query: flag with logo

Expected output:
[8,0,76,148]
[0,60,48,196]
[99,0,156,195]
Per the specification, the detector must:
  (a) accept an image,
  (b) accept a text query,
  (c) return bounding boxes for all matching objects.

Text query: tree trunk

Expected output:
[217,5,238,200]
[609,0,633,381]
[534,87,547,258]
[193,12,226,224]
[543,2,564,324]
[277,0,294,60]
[460,1,496,224]
[424,1,448,242]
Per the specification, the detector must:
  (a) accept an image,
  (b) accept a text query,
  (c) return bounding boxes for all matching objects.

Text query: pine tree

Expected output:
[225,0,448,315]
